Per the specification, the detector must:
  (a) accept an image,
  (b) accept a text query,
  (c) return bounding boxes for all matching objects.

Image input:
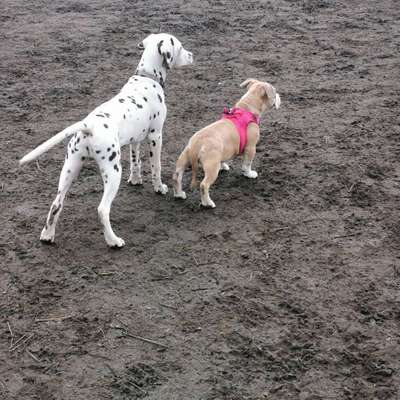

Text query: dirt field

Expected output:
[1,0,400,399]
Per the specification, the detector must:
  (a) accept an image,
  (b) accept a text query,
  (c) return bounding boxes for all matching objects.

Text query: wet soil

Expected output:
[1,0,400,399]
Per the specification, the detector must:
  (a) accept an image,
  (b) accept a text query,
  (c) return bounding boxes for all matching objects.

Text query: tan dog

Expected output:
[172,78,281,208]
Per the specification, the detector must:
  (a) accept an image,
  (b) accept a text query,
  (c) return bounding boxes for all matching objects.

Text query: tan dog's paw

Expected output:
[201,199,216,208]
[220,162,230,171]
[243,170,258,179]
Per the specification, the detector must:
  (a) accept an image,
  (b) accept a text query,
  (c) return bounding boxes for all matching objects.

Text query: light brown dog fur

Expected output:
[173,78,281,207]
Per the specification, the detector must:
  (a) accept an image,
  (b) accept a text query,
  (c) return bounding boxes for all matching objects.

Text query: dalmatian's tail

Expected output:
[19,121,90,166]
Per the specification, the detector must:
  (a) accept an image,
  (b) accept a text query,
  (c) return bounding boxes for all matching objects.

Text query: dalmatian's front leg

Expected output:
[128,142,143,185]
[148,130,168,194]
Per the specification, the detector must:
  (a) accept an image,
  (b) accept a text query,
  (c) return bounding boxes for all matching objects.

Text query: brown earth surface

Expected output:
[1,0,400,399]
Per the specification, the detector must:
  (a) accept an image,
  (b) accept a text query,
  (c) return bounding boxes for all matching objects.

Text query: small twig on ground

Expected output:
[110,324,169,349]
[35,315,73,323]
[105,363,146,394]
[193,255,199,266]
[0,380,6,394]
[36,160,43,172]
[159,303,178,311]
[26,349,41,363]
[10,333,34,352]
[7,321,14,348]
[332,232,361,239]
[97,271,118,276]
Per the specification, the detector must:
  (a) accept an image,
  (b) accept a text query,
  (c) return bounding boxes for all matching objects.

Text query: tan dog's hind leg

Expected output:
[200,158,220,208]
[242,145,258,178]
[173,147,190,199]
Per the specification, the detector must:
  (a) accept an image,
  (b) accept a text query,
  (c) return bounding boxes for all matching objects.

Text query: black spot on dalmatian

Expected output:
[158,94,163,103]
[157,40,164,55]
[109,151,117,161]
[81,157,85,161]
[51,204,61,216]
[96,114,104,117]
[102,156,105,160]
[157,111,160,116]
[150,129,155,133]
[114,164,119,172]
[84,123,87,127]
[112,144,115,148]
[105,113,110,118]
[67,169,71,173]
[166,51,171,59]
[153,69,157,74]
[119,98,125,103]
[170,38,174,46]
[137,104,143,109]
[123,114,126,119]
[154,114,156,119]
[153,84,156,88]
[150,151,153,157]
[152,140,156,147]
[104,124,108,128]
[86,146,89,153]
[76,137,80,144]
[149,116,152,120]
[143,97,147,102]
[96,150,101,154]
[107,147,111,152]
[142,129,146,133]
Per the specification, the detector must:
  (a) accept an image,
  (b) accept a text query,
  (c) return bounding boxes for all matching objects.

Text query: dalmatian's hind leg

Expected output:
[128,142,142,185]
[95,147,125,248]
[40,136,85,243]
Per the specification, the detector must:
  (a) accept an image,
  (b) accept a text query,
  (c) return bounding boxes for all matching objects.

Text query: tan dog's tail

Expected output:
[19,121,90,166]
[190,149,199,189]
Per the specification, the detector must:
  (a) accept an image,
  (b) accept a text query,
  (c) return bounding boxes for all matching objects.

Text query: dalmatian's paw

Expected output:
[243,169,258,179]
[40,227,55,244]
[128,176,143,186]
[155,183,168,195]
[107,236,125,248]
[174,191,187,200]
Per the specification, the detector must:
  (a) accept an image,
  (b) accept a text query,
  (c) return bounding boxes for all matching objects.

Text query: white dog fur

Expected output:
[20,33,193,248]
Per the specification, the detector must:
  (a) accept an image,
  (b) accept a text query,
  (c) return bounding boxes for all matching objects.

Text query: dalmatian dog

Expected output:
[19,33,193,248]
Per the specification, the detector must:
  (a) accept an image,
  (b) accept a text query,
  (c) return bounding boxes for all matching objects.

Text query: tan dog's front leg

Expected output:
[241,145,258,178]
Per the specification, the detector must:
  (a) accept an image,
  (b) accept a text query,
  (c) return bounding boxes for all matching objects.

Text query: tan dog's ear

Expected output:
[264,83,281,109]
[240,78,257,89]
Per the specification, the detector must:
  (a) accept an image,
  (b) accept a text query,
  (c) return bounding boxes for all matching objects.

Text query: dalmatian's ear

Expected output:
[240,78,257,89]
[139,34,155,50]
[157,39,174,70]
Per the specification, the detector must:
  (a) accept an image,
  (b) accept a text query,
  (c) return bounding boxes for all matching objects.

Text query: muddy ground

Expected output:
[1,0,400,399]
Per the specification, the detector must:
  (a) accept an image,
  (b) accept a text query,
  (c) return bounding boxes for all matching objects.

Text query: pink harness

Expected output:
[221,107,260,154]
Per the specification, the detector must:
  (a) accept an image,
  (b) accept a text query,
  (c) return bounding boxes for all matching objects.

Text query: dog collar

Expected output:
[221,107,260,154]
[135,70,165,88]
